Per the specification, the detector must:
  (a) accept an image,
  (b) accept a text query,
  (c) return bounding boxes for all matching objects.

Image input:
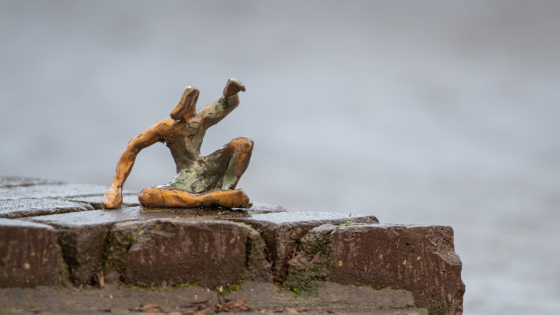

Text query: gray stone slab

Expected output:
[68,195,140,209]
[246,211,375,224]
[0,199,94,219]
[0,219,60,288]
[30,206,259,227]
[232,212,379,282]
[0,184,136,200]
[234,202,287,214]
[31,208,147,227]
[30,205,278,228]
[0,177,65,187]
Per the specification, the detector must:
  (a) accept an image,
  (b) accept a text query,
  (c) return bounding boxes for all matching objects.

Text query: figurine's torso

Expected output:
[151,96,240,193]
[164,117,206,168]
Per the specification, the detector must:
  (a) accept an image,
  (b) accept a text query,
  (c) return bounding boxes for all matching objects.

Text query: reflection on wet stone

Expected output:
[0,199,93,219]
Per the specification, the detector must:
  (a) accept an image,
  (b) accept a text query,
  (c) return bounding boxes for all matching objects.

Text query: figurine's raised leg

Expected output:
[138,186,250,208]
[206,136,254,191]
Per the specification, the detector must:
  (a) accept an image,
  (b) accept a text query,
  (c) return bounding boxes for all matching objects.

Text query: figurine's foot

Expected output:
[103,187,123,209]
[202,188,250,208]
[138,186,250,208]
[223,78,246,97]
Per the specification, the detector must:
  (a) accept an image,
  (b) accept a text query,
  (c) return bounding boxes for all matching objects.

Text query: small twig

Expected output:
[307,251,322,269]
[160,287,168,304]
[95,271,105,289]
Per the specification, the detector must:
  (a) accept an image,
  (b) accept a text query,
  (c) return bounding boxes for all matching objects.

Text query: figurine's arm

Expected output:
[102,119,172,209]
[197,94,239,128]
[198,78,246,128]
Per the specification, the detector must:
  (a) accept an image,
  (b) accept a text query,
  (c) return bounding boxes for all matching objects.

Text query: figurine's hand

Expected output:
[102,186,123,209]
[223,78,246,97]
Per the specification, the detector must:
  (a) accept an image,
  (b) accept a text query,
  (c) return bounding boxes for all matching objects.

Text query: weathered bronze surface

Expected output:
[103,79,253,209]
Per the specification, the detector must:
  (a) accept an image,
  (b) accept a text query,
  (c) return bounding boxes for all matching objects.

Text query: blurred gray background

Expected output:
[1,1,559,313]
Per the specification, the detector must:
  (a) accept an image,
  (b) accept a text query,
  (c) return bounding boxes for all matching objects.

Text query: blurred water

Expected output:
[1,1,560,313]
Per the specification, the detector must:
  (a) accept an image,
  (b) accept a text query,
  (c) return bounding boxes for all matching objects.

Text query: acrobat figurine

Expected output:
[102,78,253,209]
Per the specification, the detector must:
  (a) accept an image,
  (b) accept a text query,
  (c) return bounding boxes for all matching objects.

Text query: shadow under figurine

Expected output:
[102,78,253,209]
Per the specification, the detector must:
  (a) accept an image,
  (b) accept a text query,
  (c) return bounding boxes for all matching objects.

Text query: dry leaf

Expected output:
[287,253,309,270]
[194,307,214,315]
[129,304,164,313]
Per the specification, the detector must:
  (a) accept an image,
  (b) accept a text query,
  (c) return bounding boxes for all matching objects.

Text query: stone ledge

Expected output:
[0,177,464,315]
[0,213,459,314]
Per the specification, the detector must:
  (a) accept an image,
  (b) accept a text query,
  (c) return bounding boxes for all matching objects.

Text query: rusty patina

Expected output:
[103,79,253,209]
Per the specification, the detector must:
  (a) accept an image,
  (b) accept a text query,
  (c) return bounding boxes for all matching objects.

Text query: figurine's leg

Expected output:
[204,137,254,191]
[138,186,250,208]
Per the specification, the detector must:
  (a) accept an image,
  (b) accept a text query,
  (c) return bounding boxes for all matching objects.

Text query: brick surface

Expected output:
[329,224,464,315]
[109,219,247,289]
[31,208,150,285]
[0,219,59,287]
[235,212,379,281]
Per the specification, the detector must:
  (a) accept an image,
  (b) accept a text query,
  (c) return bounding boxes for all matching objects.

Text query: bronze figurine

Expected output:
[103,79,253,209]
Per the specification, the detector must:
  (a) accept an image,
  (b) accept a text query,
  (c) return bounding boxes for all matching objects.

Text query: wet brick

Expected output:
[329,224,465,315]
[233,211,379,281]
[31,208,149,285]
[0,219,59,287]
[110,219,247,289]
